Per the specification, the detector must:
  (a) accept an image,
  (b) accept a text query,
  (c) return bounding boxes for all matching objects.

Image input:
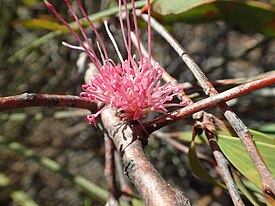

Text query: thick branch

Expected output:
[0,93,98,112]
[101,108,190,206]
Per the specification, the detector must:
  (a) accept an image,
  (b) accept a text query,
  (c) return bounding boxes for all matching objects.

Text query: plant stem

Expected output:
[0,93,98,112]
[104,133,119,206]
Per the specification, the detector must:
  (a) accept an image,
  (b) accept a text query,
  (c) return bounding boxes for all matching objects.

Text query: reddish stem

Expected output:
[145,73,275,132]
[0,93,98,112]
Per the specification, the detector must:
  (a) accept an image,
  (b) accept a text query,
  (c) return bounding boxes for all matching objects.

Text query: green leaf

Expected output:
[0,173,40,206]
[217,134,275,189]
[249,129,275,145]
[151,0,275,37]
[15,18,69,32]
[188,140,226,188]
[216,128,275,145]
[170,131,206,144]
[151,0,216,15]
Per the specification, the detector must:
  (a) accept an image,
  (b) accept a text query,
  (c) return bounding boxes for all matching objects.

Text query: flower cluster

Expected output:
[45,0,188,126]
[81,58,185,123]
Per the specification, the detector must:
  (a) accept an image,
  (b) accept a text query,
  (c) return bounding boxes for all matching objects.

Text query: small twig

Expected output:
[144,14,275,199]
[101,108,191,206]
[104,133,119,206]
[145,72,275,132]
[180,78,244,90]
[192,112,245,206]
[202,114,245,206]
[0,93,98,112]
[205,133,243,206]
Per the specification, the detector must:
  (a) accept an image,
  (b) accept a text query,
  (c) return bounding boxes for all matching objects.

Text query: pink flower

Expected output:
[45,0,188,126]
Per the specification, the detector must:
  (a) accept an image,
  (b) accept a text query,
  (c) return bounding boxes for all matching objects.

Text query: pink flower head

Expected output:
[45,0,188,126]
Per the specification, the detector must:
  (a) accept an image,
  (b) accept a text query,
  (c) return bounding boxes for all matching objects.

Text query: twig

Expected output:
[101,108,191,206]
[145,14,275,200]
[180,78,244,90]
[201,114,244,206]
[206,137,243,206]
[0,93,98,112]
[145,67,275,132]
[104,133,119,206]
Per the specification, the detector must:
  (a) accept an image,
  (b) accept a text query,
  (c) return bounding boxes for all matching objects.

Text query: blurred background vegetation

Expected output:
[0,0,274,205]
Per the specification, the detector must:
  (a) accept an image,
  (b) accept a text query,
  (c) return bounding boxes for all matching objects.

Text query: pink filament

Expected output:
[44,0,101,70]
[147,0,151,63]
[75,0,110,66]
[45,0,188,126]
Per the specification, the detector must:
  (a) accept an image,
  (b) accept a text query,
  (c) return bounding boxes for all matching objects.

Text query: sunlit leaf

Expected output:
[217,134,275,189]
[169,131,206,144]
[151,0,275,37]
[23,0,39,6]
[151,0,216,15]
[249,129,275,145]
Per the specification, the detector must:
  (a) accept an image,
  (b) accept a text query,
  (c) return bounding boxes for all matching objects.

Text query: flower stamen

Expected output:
[45,0,189,127]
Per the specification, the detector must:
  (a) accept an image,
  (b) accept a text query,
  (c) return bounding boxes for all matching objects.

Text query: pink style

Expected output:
[45,0,187,126]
